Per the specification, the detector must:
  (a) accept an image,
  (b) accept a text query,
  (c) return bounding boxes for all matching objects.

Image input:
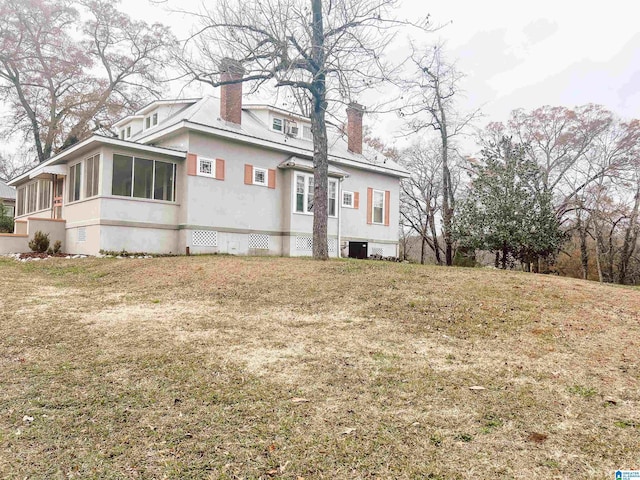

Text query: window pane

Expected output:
[296,175,305,212]
[307,176,314,212]
[373,191,384,223]
[38,180,51,210]
[254,169,265,185]
[133,158,153,199]
[112,154,133,197]
[92,156,99,196]
[273,118,282,131]
[328,181,336,216]
[199,159,212,176]
[154,161,175,201]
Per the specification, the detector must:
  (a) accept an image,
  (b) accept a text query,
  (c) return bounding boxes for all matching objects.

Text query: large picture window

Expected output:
[37,179,51,211]
[112,154,176,202]
[294,173,337,217]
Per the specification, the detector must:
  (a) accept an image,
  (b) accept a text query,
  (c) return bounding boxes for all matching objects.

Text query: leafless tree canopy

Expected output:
[178,0,428,259]
[0,0,176,163]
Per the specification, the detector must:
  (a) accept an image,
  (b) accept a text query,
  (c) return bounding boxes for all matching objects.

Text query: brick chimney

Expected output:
[219,58,245,125]
[346,102,364,154]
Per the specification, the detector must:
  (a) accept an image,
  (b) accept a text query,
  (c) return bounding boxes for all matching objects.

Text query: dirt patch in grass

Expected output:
[1,256,639,478]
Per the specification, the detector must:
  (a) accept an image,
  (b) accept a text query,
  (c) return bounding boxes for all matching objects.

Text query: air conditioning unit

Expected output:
[286,121,299,137]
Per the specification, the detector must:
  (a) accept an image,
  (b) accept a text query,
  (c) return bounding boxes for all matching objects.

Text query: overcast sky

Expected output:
[119,0,640,147]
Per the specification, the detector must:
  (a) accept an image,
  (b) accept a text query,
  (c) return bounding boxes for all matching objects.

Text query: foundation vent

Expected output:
[249,234,270,250]
[192,230,218,247]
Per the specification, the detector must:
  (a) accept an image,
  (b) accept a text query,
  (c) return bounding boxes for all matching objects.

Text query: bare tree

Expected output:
[399,139,444,264]
[401,44,480,266]
[176,0,427,259]
[0,0,175,162]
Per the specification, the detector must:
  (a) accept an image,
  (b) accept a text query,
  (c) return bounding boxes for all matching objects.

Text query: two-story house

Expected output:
[8,76,408,257]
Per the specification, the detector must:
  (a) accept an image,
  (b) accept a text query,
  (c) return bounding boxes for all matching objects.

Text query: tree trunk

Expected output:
[501,244,508,269]
[310,0,328,260]
[617,184,640,284]
[577,216,589,280]
[428,209,442,265]
[420,235,426,264]
[494,251,499,268]
[437,88,453,266]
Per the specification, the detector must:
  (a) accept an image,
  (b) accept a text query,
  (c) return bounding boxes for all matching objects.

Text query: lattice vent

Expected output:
[295,236,313,251]
[372,247,384,256]
[77,227,86,243]
[328,239,337,253]
[249,234,270,250]
[192,230,218,247]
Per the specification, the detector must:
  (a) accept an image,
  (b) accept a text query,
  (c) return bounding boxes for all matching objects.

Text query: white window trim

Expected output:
[68,161,83,204]
[342,190,354,208]
[125,126,131,138]
[372,189,385,225]
[197,157,216,178]
[253,167,268,186]
[302,125,313,141]
[85,154,100,198]
[111,152,178,203]
[292,172,338,218]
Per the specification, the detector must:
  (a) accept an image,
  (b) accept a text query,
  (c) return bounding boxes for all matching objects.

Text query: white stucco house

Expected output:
[6,75,408,257]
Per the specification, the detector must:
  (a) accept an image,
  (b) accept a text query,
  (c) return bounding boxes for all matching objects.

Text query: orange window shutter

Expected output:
[244,164,253,185]
[366,188,373,225]
[384,190,391,226]
[215,159,225,180]
[187,153,197,176]
[354,191,360,209]
[268,169,276,189]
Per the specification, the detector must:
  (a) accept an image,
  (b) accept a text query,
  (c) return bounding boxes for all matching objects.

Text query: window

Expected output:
[68,163,82,202]
[16,187,25,216]
[342,191,354,208]
[2,204,14,217]
[120,130,125,140]
[272,117,283,132]
[328,181,336,217]
[27,182,37,213]
[126,126,131,138]
[37,180,51,211]
[85,154,100,198]
[294,173,337,217]
[112,154,176,202]
[253,167,267,186]
[302,125,312,140]
[198,157,215,178]
[373,190,384,224]
[145,113,158,130]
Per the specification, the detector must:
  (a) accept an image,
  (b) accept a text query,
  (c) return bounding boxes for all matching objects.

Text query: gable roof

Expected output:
[0,180,15,201]
[132,96,409,178]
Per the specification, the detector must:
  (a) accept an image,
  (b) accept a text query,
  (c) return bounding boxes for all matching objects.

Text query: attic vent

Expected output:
[249,234,270,250]
[77,227,86,243]
[192,230,218,247]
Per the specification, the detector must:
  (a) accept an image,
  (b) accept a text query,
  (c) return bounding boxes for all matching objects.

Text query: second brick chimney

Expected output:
[346,102,364,154]
[219,58,245,125]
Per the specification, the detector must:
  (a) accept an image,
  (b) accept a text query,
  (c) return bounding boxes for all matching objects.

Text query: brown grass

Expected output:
[0,256,639,479]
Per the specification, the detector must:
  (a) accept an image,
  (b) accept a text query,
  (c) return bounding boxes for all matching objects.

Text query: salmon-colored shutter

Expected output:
[215,159,225,180]
[244,164,253,185]
[384,190,391,226]
[187,153,197,176]
[366,188,373,225]
[268,169,276,189]
[354,191,360,209]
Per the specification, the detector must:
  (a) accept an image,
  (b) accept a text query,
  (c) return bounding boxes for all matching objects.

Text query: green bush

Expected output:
[29,230,50,253]
[0,215,13,233]
[52,240,62,254]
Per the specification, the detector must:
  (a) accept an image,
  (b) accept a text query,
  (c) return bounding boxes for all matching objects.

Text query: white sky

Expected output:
[120,0,640,149]
[4,0,639,156]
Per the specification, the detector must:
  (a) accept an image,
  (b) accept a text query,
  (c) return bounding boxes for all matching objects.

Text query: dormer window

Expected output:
[126,126,131,138]
[120,130,125,140]
[145,112,158,130]
[272,117,283,132]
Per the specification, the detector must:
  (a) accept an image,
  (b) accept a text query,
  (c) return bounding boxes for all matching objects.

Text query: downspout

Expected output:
[337,177,343,258]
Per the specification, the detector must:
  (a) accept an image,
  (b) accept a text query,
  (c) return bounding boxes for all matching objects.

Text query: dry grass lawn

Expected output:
[0,255,639,479]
